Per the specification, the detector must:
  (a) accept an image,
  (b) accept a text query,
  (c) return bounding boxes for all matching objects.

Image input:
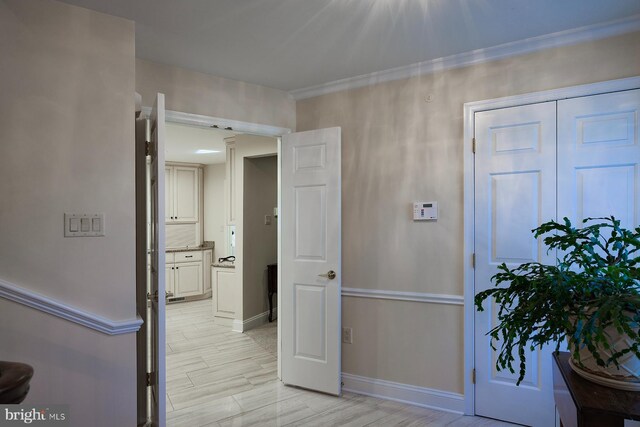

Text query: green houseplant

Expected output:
[475,216,640,390]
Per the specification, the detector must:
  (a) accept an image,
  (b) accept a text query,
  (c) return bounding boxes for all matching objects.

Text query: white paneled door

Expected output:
[474,88,640,426]
[474,102,557,427]
[149,93,166,427]
[281,127,342,395]
[558,89,640,227]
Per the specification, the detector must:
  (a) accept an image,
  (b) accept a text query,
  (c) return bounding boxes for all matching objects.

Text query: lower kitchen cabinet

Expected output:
[174,262,202,297]
[212,267,236,319]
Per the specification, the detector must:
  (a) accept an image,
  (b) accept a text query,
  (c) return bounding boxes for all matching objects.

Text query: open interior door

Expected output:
[148,93,167,426]
[281,127,342,395]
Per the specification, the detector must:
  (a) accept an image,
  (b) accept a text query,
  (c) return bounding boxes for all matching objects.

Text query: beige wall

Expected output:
[0,0,136,424]
[136,59,296,131]
[204,164,227,260]
[242,156,278,320]
[296,31,640,394]
[228,134,277,321]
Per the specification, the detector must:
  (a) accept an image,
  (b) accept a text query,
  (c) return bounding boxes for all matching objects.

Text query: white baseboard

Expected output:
[232,308,278,333]
[342,372,464,414]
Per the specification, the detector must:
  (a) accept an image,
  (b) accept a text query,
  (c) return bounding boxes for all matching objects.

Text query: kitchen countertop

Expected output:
[212,263,235,269]
[166,241,214,253]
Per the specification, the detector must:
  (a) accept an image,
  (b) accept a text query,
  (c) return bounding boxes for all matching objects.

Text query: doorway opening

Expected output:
[160,120,281,421]
[137,101,345,426]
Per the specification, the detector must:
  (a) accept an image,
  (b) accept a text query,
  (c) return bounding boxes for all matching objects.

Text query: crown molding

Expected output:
[290,14,640,100]
[0,278,143,335]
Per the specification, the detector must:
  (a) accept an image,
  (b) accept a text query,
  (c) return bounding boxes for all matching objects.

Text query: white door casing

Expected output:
[149,93,166,427]
[281,127,342,395]
[474,102,557,427]
[558,89,640,228]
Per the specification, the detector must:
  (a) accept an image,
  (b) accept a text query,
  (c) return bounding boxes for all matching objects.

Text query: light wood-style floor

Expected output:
[166,299,514,427]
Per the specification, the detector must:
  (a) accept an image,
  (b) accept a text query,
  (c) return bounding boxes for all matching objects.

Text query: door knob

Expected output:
[165,291,174,299]
[318,270,336,280]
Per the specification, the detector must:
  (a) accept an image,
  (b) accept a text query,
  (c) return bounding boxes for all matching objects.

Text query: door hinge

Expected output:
[471,253,476,269]
[472,368,476,384]
[146,372,154,387]
[145,141,151,157]
[472,137,476,154]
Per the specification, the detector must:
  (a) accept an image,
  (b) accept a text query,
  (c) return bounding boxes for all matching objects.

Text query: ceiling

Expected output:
[166,123,234,165]
[58,0,640,92]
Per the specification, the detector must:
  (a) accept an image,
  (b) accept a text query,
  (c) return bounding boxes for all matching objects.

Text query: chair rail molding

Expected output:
[0,278,143,335]
[342,287,463,306]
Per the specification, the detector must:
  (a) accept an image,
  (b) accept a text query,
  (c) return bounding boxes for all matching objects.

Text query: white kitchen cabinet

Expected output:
[212,267,236,319]
[166,250,204,299]
[203,249,212,292]
[175,261,202,297]
[165,265,175,298]
[165,164,200,223]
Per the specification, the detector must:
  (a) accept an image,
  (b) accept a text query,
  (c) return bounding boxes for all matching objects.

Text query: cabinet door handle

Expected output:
[185,255,193,258]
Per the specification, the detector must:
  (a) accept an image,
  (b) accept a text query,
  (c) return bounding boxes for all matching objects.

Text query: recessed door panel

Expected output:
[576,165,635,226]
[295,144,326,171]
[492,122,540,153]
[577,112,635,147]
[490,172,540,264]
[294,283,327,361]
[295,185,327,260]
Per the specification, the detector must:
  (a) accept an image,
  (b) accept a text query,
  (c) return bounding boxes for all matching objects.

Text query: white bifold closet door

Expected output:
[474,101,557,427]
[474,88,640,426]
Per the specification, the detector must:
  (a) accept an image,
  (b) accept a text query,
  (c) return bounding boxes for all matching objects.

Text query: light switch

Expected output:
[65,213,105,237]
[264,215,271,225]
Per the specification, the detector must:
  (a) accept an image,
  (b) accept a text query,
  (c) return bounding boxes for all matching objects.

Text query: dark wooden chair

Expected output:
[0,361,34,404]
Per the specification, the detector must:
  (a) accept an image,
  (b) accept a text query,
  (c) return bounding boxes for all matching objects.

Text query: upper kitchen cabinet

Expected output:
[166,163,201,223]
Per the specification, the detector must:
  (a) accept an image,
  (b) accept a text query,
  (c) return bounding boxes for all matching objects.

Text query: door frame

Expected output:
[136,106,291,423]
[462,76,640,415]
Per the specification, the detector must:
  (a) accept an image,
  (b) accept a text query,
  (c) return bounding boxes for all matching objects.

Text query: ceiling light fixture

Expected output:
[195,149,221,154]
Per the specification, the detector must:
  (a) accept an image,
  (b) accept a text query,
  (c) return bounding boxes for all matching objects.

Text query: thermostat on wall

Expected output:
[413,202,437,221]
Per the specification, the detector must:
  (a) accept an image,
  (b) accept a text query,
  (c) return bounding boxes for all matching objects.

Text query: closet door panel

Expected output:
[558,89,640,228]
[474,101,557,427]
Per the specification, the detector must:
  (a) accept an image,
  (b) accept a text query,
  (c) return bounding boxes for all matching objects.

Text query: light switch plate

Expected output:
[64,213,105,237]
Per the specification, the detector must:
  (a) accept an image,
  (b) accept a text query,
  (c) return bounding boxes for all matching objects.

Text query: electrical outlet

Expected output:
[342,327,353,344]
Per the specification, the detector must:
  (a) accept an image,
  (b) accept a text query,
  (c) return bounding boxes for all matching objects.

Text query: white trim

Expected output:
[342,372,464,414]
[140,107,291,137]
[342,287,463,306]
[462,76,640,416]
[290,15,640,100]
[231,308,278,333]
[0,278,143,335]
